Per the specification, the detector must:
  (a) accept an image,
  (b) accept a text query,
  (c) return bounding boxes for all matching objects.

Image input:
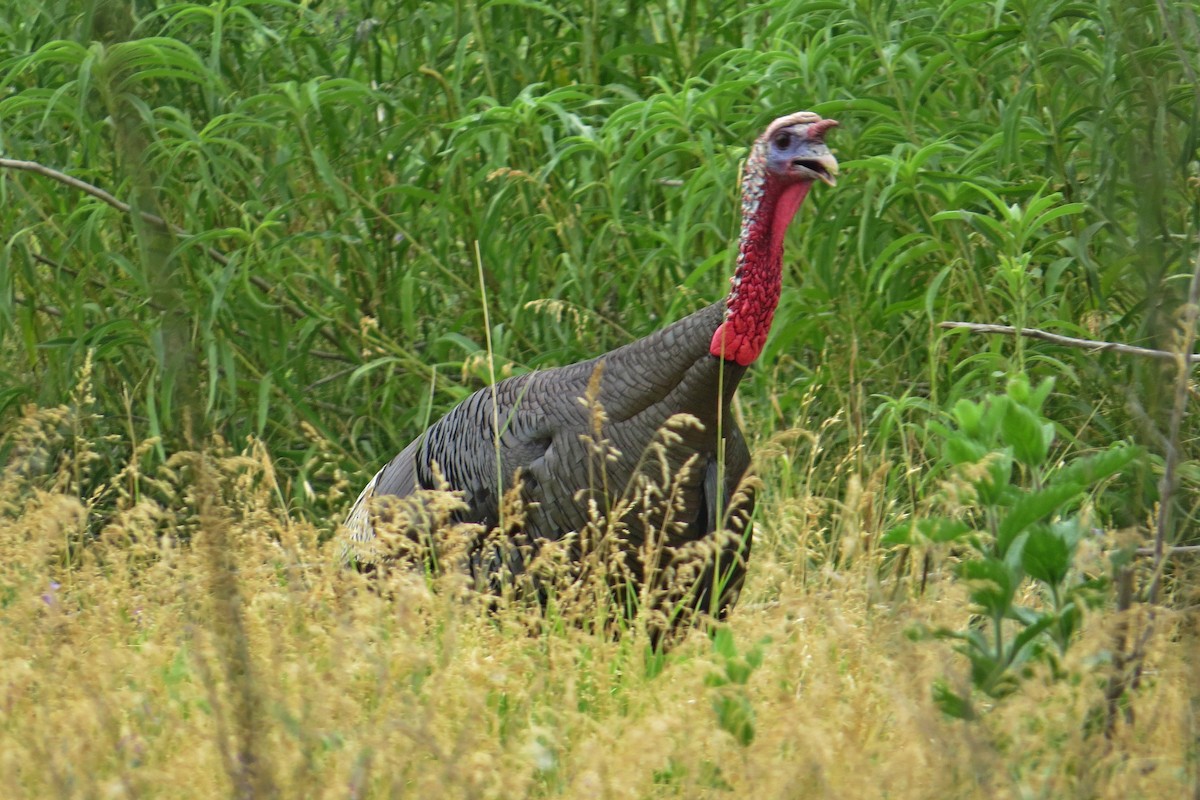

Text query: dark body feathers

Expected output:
[346,300,755,619]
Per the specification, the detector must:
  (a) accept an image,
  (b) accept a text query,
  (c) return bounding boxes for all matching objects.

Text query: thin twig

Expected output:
[1,158,130,214]
[1149,241,1200,602]
[1147,0,1200,589]
[0,157,231,267]
[1102,0,1200,741]
[1136,545,1200,556]
[12,294,62,317]
[939,321,1200,364]
[304,365,358,393]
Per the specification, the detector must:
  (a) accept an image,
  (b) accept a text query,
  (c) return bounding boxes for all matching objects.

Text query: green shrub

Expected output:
[886,376,1139,716]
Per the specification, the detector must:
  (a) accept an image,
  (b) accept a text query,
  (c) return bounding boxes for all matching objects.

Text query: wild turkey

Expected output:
[345,111,838,629]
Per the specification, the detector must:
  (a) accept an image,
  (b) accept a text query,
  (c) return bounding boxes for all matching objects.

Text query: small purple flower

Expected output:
[41,581,61,606]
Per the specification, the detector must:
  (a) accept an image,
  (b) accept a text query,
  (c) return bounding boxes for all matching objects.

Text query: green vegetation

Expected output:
[885,375,1140,717]
[1,0,1198,796]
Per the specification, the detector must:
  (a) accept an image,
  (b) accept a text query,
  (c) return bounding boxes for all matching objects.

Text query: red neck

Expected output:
[709,177,811,365]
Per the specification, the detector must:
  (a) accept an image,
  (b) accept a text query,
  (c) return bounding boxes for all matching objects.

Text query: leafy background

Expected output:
[1,0,1198,796]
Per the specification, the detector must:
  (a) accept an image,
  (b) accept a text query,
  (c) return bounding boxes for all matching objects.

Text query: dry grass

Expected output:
[0,401,1194,799]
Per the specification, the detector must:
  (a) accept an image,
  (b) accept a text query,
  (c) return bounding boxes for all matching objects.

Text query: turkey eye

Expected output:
[773,132,792,149]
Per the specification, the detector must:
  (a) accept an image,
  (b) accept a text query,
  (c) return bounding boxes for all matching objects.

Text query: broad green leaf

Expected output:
[932,680,974,720]
[1056,445,1141,488]
[1001,401,1053,467]
[1005,613,1055,669]
[944,435,987,465]
[997,482,1083,552]
[1022,524,1073,587]
[711,692,755,747]
[883,518,972,547]
[951,398,984,439]
[958,559,1016,619]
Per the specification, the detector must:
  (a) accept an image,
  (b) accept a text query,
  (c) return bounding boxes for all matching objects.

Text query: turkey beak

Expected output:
[791,152,839,187]
[814,154,839,187]
[794,118,839,186]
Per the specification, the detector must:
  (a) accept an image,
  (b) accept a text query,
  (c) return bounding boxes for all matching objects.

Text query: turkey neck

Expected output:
[709,161,812,367]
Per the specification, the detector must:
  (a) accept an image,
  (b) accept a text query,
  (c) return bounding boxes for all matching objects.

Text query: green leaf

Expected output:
[932,680,975,720]
[882,523,915,546]
[951,398,984,438]
[1001,401,1053,467]
[1029,376,1056,412]
[1006,374,1031,404]
[924,263,955,318]
[724,658,755,686]
[997,482,1083,552]
[711,692,755,747]
[958,559,1016,619]
[924,518,974,543]
[1029,201,1087,233]
[977,451,1015,506]
[944,435,987,465]
[1056,445,1141,487]
[711,627,736,661]
[1005,612,1055,669]
[310,145,348,211]
[1022,524,1072,587]
[883,518,972,547]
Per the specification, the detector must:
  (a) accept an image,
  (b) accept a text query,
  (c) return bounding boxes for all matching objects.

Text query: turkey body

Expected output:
[345,110,839,629]
[346,300,754,619]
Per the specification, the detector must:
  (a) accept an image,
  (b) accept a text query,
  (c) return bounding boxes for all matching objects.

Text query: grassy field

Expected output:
[2,0,1199,796]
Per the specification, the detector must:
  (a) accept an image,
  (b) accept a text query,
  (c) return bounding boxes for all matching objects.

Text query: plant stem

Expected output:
[939,321,1200,364]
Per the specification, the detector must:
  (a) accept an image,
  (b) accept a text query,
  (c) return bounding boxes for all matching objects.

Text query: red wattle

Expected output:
[710,319,770,366]
[710,322,742,365]
[709,178,806,365]
[770,183,810,255]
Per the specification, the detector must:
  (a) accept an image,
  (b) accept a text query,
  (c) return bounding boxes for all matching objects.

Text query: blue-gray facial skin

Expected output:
[766,124,838,186]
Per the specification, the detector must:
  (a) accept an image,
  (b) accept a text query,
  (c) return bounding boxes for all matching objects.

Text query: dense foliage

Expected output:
[1,0,1198,795]
[3,0,1197,526]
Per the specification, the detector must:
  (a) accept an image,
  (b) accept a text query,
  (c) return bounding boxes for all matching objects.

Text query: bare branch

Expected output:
[0,156,230,266]
[0,157,130,213]
[1136,545,1200,556]
[1103,0,1200,741]
[12,294,62,317]
[1149,238,1200,602]
[939,321,1200,364]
